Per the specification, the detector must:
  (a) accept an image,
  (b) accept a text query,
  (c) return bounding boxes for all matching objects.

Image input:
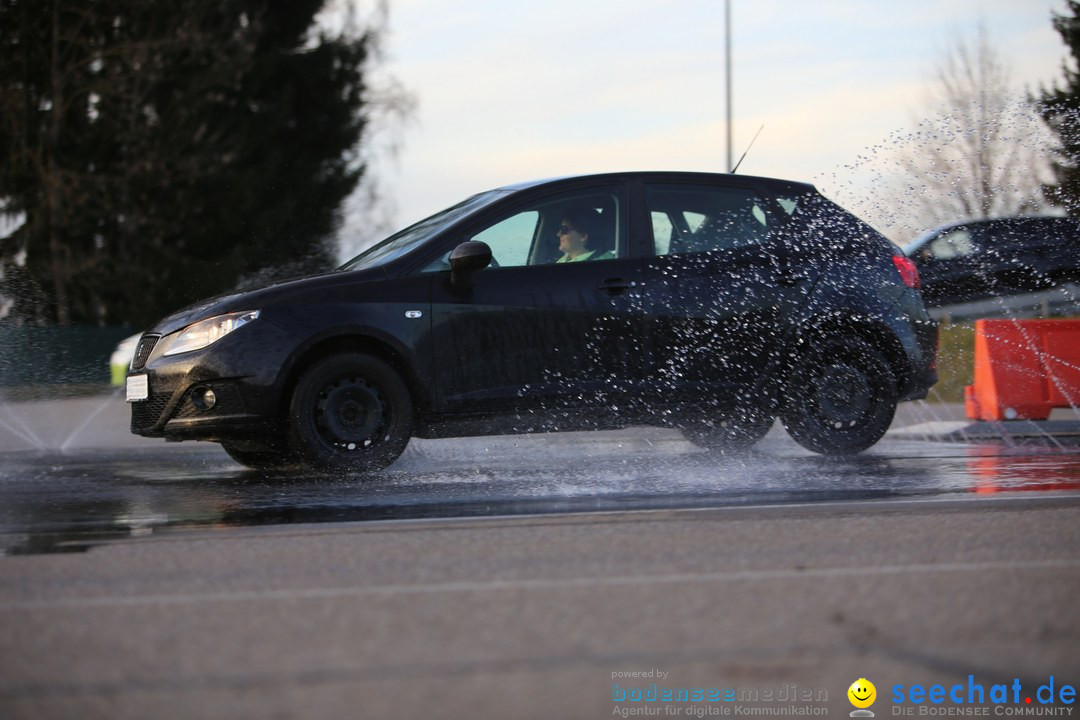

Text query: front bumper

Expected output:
[128,319,300,441]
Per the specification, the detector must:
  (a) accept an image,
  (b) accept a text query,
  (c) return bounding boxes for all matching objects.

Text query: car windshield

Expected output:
[338,189,510,271]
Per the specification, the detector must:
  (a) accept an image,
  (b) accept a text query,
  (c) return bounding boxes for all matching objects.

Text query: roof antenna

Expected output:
[730,124,764,174]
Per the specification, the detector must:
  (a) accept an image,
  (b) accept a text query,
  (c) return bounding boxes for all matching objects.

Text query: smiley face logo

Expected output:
[848,678,877,709]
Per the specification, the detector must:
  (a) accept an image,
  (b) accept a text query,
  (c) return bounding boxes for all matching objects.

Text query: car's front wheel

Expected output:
[780,336,897,455]
[288,353,413,472]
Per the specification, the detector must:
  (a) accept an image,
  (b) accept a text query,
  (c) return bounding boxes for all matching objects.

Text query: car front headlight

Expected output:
[162,310,260,357]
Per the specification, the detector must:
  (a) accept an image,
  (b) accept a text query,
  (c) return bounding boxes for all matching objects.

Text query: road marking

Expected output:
[2,558,1077,612]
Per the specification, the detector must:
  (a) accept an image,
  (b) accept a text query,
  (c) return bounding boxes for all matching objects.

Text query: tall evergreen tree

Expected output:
[1037,0,1080,215]
[0,0,373,327]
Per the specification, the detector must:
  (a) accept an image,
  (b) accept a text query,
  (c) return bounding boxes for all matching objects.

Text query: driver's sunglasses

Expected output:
[557,225,576,235]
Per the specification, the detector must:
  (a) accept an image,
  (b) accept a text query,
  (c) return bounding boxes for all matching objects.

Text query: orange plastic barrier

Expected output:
[964,319,1080,421]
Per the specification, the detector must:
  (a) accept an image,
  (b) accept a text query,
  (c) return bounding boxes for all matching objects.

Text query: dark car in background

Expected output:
[903,216,1080,307]
[127,171,937,471]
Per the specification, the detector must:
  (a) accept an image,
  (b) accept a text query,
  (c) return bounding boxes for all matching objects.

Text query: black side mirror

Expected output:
[449,241,492,288]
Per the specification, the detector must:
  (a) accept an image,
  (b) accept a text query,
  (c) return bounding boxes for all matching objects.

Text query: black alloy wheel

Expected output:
[289,353,413,472]
[780,336,897,455]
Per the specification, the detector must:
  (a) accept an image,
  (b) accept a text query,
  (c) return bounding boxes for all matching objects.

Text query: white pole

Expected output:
[725,0,733,172]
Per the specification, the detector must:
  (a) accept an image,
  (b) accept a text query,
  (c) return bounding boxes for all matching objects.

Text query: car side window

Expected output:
[470,211,539,267]
[651,212,674,255]
[417,188,624,272]
[647,185,772,256]
[924,229,974,260]
[470,189,623,267]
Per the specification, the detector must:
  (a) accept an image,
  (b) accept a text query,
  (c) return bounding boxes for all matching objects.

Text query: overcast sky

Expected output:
[339,0,1069,258]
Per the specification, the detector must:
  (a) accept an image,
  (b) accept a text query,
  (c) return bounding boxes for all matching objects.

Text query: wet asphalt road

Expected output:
[0,392,1079,553]
[1,394,1080,719]
[2,426,1080,555]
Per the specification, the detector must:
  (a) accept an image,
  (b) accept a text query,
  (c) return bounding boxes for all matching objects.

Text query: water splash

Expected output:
[0,388,128,452]
[0,402,46,449]
[59,389,125,451]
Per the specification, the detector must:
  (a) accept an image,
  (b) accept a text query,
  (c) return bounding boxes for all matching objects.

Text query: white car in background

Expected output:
[110,334,142,387]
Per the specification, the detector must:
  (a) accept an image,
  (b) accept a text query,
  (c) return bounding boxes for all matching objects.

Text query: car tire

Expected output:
[780,336,897,455]
[683,408,775,453]
[220,439,296,470]
[288,353,413,472]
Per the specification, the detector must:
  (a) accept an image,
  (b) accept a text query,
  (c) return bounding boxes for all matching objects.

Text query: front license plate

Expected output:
[126,374,149,402]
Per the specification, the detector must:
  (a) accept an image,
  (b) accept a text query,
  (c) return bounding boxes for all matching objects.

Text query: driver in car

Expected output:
[555,206,615,262]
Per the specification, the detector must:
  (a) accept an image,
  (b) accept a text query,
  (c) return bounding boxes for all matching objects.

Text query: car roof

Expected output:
[491,171,817,194]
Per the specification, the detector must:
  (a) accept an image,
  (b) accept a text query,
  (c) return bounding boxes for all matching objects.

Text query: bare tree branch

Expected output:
[867,24,1055,241]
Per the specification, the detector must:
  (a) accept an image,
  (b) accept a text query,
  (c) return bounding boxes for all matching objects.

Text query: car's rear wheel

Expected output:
[780,336,897,455]
[288,353,413,472]
[683,408,775,453]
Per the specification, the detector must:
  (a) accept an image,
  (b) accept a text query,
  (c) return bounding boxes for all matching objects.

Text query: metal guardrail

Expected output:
[930,283,1080,322]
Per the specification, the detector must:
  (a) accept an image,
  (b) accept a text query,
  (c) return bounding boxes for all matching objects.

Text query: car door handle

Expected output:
[597,278,637,295]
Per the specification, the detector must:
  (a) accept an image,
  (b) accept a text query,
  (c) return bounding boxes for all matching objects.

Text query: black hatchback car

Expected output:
[903,216,1080,306]
[128,172,937,470]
